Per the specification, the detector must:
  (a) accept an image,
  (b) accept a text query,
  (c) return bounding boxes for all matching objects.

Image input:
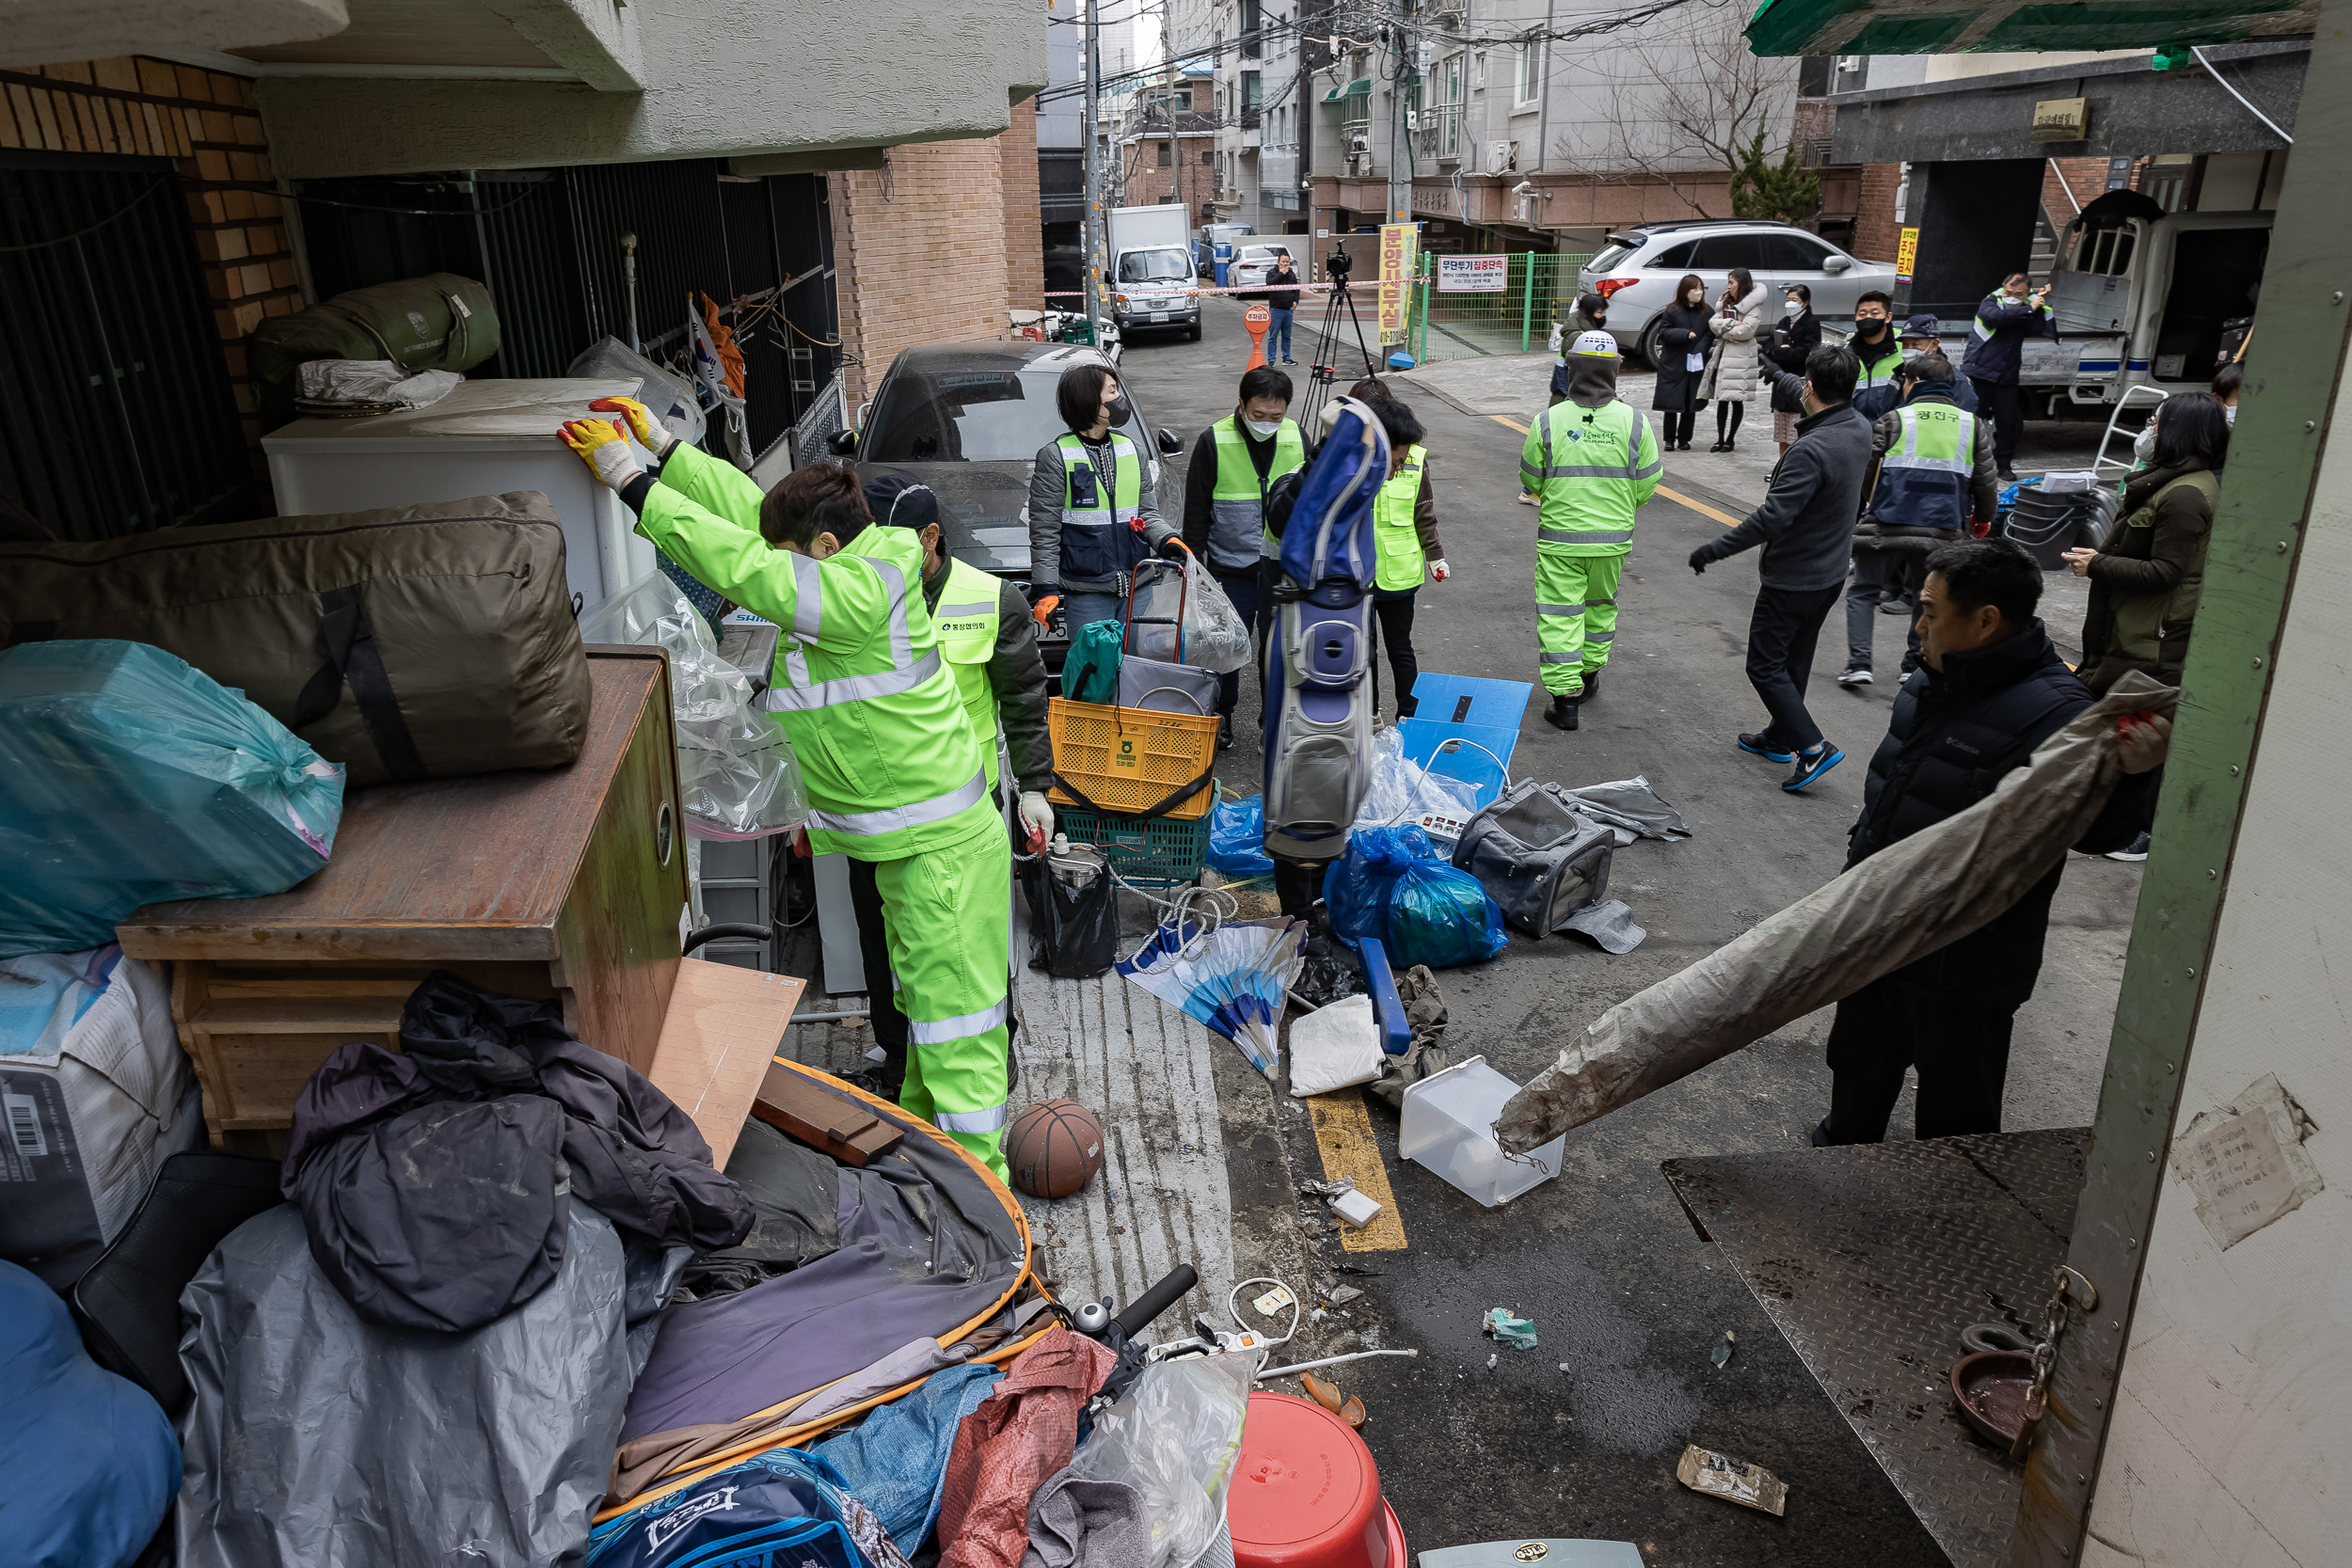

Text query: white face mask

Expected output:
[1684,290,1704,305]
[1245,418,1282,439]
[1786,297,1804,312]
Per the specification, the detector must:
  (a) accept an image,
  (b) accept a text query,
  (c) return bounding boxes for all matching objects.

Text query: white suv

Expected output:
[1578,221,1899,367]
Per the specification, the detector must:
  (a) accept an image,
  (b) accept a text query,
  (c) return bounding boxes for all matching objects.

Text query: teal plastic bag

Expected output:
[1060,619,1124,705]
[1324,825,1505,970]
[0,641,345,958]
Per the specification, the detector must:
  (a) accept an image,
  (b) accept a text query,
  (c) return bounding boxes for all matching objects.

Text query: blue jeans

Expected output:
[1060,590,1124,638]
[1267,308,1294,361]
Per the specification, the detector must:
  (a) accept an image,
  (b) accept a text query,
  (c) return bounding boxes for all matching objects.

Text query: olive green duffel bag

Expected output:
[0,492,590,787]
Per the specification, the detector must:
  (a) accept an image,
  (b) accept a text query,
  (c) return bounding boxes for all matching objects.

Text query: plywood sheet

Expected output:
[648,958,806,1169]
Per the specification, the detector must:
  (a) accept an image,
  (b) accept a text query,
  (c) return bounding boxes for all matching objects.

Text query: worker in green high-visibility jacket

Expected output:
[561,399,1013,1181]
[1518,330,1661,732]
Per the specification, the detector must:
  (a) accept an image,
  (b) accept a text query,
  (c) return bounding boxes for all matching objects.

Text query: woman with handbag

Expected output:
[1699,268,1770,452]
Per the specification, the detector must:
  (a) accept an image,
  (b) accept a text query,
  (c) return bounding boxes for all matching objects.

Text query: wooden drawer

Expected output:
[119,649,691,1151]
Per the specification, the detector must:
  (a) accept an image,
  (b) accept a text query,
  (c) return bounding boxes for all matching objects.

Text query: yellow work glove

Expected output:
[589,395,677,459]
[558,418,645,492]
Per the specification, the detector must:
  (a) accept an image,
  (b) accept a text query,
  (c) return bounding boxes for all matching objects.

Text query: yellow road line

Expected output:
[1493,413,1740,528]
[1308,1089,1408,1251]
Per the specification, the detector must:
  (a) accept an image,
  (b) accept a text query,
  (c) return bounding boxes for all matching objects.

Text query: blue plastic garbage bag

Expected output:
[1325,825,1507,971]
[0,641,344,958]
[2,1259,179,1568]
[1060,620,1124,705]
[1207,795,1277,877]
[588,1448,877,1568]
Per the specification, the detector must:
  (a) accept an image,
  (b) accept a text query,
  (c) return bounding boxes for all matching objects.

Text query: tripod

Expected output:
[1296,261,1383,439]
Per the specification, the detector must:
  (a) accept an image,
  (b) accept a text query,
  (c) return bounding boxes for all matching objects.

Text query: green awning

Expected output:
[1744,0,2316,56]
[1322,77,1372,103]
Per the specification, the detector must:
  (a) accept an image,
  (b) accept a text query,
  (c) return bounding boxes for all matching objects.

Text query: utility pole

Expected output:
[1386,15,1414,226]
[1085,0,1103,327]
[1165,1,1184,214]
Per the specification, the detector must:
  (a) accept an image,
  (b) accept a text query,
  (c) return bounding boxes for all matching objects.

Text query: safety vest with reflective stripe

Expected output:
[1204,415,1306,566]
[1055,431,1150,582]
[1518,399,1661,555]
[1854,335,1905,392]
[633,445,991,862]
[1871,401,1977,533]
[1371,443,1428,593]
[932,557,1006,790]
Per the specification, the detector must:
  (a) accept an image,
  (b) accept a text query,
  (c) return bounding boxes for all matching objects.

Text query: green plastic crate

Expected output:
[1059,782,1217,886]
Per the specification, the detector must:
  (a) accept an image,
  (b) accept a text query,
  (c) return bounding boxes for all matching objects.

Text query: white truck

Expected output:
[1106,203,1201,341]
[1922,204,2271,419]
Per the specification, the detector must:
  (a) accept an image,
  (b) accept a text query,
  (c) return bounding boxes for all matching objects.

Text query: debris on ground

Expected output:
[1326,1284,1364,1307]
[1303,1370,1344,1413]
[1712,1330,1737,1370]
[1484,1307,1539,1350]
[1252,1283,1298,1319]
[1330,1188,1384,1227]
[1676,1444,1789,1516]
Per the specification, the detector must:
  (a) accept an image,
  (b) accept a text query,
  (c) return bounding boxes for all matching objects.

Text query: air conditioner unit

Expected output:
[1484,139,1516,176]
[1348,134,1371,154]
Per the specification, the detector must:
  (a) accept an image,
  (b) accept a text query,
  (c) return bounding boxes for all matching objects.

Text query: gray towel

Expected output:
[1022,1466,1150,1568]
[1558,898,1646,954]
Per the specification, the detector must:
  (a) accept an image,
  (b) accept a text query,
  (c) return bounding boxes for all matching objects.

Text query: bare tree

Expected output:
[1546,5,1799,217]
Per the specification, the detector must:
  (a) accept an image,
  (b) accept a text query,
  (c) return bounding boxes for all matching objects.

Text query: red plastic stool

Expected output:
[1229,1391,1408,1568]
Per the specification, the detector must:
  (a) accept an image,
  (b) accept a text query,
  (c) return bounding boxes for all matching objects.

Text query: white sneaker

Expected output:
[1836,667,1873,687]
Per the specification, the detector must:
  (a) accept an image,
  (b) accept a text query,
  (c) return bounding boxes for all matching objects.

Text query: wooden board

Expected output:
[751,1063,903,1166]
[645,959,807,1169]
[119,653,669,963]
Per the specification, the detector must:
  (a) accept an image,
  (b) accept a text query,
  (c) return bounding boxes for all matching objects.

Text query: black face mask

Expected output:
[1102,396,1133,426]
[1856,319,1888,341]
[1590,314,1607,330]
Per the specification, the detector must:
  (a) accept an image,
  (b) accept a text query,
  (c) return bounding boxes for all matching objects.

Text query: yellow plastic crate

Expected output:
[1046,696,1219,822]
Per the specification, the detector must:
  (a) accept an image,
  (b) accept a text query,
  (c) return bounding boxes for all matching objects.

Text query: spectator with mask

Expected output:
[2065,389,2230,694]
[1650,272,1714,452]
[1764,283,1822,455]
[1183,364,1308,745]
[1813,538,2165,1146]
[1849,291,1903,408]
[1699,269,1771,452]
[1263,248,1302,365]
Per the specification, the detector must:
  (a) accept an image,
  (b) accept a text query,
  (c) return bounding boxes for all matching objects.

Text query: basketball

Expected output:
[1005,1100,1105,1199]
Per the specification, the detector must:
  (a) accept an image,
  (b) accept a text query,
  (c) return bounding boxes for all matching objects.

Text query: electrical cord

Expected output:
[1228,1276,1299,1348]
[0,175,172,253]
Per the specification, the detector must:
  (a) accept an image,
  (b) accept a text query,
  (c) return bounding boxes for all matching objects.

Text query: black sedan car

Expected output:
[828,341,1184,656]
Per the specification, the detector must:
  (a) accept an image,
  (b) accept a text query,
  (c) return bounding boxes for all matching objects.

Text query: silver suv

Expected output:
[1577,221,1899,367]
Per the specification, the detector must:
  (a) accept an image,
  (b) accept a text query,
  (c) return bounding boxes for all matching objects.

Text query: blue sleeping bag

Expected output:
[588,1449,874,1568]
[1,1260,179,1568]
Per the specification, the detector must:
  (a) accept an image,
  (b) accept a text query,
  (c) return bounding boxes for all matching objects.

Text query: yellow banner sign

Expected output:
[1895,226,1919,283]
[1377,222,1419,345]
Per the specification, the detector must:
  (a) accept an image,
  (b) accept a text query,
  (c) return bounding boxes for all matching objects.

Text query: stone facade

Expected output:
[0,57,296,460]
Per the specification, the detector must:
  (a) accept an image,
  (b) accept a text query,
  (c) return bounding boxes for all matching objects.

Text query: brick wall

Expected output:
[1852,162,1904,261]
[1001,98,1043,311]
[2042,155,2107,227]
[829,135,1013,407]
[0,58,299,459]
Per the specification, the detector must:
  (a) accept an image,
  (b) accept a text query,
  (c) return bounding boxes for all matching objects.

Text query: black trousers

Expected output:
[1744,582,1842,752]
[1820,975,2017,1143]
[1370,590,1420,718]
[1213,562,1264,719]
[1665,409,1697,447]
[1971,378,2025,470]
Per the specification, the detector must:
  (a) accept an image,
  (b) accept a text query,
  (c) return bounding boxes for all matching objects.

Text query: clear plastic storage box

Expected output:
[1397,1054,1565,1207]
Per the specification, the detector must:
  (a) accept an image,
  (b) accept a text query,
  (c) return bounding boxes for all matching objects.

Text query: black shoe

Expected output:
[1737,732,1793,763]
[1783,742,1847,792]
[2105,831,2152,863]
[1836,666,1873,688]
[1810,1117,1834,1148]
[1217,714,1233,751]
[1996,467,2019,483]
[1543,693,1580,732]
[1708,439,1729,452]
[1577,671,1599,704]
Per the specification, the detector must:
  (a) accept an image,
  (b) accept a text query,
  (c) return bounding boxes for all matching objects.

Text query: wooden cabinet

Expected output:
[119,648,690,1151]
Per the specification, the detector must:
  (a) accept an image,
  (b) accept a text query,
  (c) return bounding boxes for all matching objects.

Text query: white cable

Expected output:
[1229,1276,1299,1348]
[1377,738,1512,829]
[1258,1348,1420,1380]
[2192,47,2294,145]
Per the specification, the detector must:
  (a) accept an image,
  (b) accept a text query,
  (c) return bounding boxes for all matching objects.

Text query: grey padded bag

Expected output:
[1452,781,1614,937]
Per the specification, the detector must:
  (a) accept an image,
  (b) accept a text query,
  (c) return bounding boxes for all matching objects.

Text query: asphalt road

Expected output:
[1115,298,2145,1566]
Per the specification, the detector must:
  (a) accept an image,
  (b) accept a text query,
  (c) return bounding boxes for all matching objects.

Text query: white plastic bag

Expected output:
[1128,557,1251,674]
[564,335,707,448]
[1288,994,1386,1099]
[1352,726,1484,840]
[1070,1351,1260,1568]
[579,573,808,838]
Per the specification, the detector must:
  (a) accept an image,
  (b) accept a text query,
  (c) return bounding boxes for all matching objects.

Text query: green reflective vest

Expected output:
[1055,431,1148,583]
[1371,443,1427,593]
[635,444,991,861]
[932,557,1005,790]
[1206,415,1306,566]
[1872,401,1977,532]
[1518,399,1661,555]
[1854,334,1905,392]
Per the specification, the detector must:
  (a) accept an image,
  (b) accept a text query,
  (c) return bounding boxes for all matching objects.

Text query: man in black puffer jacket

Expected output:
[1814,538,2164,1146]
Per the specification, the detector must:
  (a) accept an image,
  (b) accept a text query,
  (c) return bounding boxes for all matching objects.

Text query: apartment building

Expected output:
[1208,0,1311,235]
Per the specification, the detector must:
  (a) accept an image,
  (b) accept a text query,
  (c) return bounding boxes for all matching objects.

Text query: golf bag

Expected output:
[1263,397,1390,864]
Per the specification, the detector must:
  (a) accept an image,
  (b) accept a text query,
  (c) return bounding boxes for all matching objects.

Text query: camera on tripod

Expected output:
[1324,246,1353,282]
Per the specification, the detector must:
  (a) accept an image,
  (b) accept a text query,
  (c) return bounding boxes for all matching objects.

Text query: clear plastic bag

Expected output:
[1352,726,1484,837]
[564,335,707,449]
[1127,557,1251,674]
[1069,1350,1259,1568]
[579,574,807,839]
[0,641,345,958]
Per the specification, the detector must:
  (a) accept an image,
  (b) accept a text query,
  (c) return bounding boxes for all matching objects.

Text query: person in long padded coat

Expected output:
[1700,269,1770,451]
[1650,273,1714,452]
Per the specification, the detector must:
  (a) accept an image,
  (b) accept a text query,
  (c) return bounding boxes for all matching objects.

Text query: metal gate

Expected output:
[0,152,255,539]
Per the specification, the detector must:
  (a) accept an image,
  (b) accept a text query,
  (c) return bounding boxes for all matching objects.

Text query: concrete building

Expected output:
[1116,57,1217,211]
[1208,0,1310,236]
[0,1,1048,533]
[1305,0,1803,270]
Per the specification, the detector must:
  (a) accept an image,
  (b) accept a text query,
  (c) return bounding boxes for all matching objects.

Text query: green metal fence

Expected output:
[1410,252,1594,363]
